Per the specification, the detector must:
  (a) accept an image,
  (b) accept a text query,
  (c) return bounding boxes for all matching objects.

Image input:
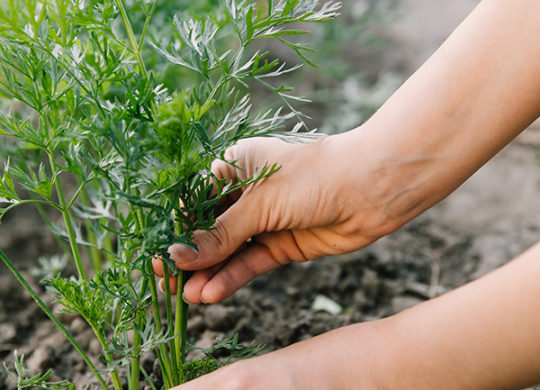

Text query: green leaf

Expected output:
[281,0,300,17]
[245,5,254,41]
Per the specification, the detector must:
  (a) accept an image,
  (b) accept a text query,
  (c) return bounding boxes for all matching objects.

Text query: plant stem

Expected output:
[162,263,179,385]
[175,271,189,381]
[0,249,109,390]
[128,277,149,390]
[47,152,87,281]
[139,1,157,49]
[172,202,189,382]
[147,262,174,387]
[115,0,148,77]
[80,187,103,272]
[140,365,158,390]
[91,326,123,390]
[114,0,157,113]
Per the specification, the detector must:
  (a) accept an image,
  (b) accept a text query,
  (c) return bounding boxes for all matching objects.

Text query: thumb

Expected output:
[168,192,262,271]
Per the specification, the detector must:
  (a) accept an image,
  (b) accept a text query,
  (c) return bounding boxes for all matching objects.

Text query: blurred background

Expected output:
[2,0,540,388]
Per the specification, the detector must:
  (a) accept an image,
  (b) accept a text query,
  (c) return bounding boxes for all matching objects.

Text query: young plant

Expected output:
[0,0,341,388]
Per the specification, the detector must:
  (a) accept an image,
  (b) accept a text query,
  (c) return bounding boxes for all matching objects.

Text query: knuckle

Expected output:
[211,159,228,176]
[208,218,229,246]
[224,144,237,161]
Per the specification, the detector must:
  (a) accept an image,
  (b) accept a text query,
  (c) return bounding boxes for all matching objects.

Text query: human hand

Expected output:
[153,132,399,303]
[155,0,540,305]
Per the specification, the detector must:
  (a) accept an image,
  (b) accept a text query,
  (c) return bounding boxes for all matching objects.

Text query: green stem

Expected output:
[114,0,157,113]
[147,262,174,386]
[173,203,189,382]
[140,365,158,390]
[128,277,149,390]
[115,0,148,77]
[48,152,87,281]
[0,249,109,390]
[162,263,179,385]
[91,326,123,390]
[80,188,102,272]
[139,1,157,49]
[175,271,189,383]
[2,199,62,215]
[103,232,115,264]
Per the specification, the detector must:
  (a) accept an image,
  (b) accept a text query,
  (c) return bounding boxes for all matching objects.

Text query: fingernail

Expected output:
[158,280,165,295]
[168,244,198,264]
[181,292,189,304]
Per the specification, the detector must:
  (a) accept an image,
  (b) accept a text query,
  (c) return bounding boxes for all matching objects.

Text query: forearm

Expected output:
[376,241,540,389]
[335,0,540,230]
[299,242,540,390]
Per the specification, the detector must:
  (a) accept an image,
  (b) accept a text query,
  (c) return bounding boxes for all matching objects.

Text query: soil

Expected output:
[2,1,540,389]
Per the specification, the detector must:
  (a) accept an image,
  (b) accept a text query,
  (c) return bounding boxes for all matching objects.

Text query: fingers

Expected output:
[152,238,278,302]
[159,276,178,295]
[182,244,281,304]
[168,192,263,271]
[152,256,180,295]
[154,230,309,303]
[152,256,164,277]
[183,231,304,304]
[155,241,280,303]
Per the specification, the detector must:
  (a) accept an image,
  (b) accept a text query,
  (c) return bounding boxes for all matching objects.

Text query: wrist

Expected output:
[324,127,431,239]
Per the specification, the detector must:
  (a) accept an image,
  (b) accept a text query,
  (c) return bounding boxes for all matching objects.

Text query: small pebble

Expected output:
[0,323,17,343]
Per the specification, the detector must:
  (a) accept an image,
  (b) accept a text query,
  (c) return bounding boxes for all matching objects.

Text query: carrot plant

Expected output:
[0,0,340,388]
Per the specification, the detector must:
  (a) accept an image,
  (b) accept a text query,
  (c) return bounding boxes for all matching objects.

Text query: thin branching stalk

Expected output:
[174,214,189,375]
[175,273,189,369]
[162,263,179,384]
[146,261,174,387]
[90,326,123,390]
[47,152,87,281]
[80,188,103,272]
[129,277,149,390]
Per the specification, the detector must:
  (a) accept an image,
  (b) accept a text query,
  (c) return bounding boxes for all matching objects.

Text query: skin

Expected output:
[153,0,540,388]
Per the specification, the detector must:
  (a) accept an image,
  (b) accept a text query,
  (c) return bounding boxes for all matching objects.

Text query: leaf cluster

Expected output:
[183,334,265,381]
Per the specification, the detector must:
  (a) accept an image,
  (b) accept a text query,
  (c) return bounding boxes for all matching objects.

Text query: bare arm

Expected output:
[381,241,540,389]
[341,0,540,228]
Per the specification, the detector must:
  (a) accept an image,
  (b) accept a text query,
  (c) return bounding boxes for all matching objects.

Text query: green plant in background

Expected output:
[283,0,399,133]
[0,0,340,388]
[4,351,74,389]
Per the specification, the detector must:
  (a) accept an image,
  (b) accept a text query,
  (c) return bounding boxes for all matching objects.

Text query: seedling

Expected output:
[0,0,340,388]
